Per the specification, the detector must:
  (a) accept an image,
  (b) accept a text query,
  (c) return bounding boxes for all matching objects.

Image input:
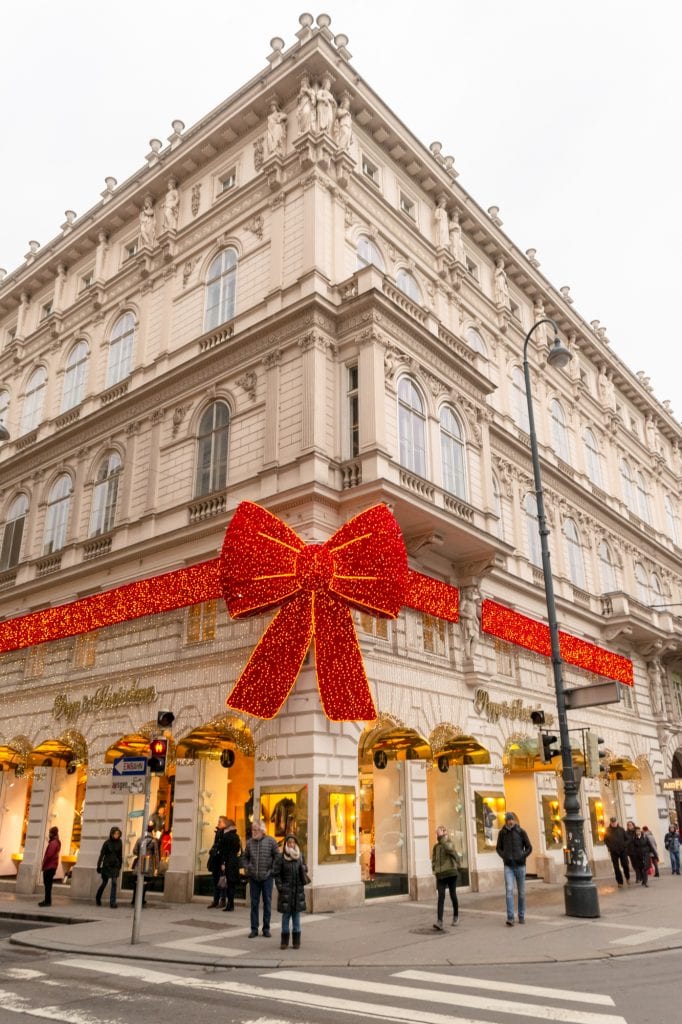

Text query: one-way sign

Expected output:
[112,756,147,777]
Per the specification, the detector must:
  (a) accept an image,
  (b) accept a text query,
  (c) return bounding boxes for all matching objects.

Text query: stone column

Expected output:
[406,761,431,899]
[357,327,387,454]
[299,331,332,454]
[163,760,200,902]
[262,350,281,469]
[15,770,52,896]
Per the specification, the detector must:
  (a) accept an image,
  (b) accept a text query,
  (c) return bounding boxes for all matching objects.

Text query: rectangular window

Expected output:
[80,271,94,291]
[361,155,379,184]
[422,613,446,656]
[347,364,359,458]
[186,600,217,643]
[220,168,237,192]
[357,611,388,640]
[465,257,478,280]
[495,643,515,678]
[124,240,138,261]
[509,299,521,321]
[73,633,97,669]
[41,300,53,320]
[399,192,415,219]
[25,646,45,679]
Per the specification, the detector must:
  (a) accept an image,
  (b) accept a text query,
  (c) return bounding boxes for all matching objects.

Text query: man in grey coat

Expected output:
[241,819,279,938]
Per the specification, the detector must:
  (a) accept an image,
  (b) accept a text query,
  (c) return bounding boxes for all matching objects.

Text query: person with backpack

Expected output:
[664,823,681,875]
[431,824,461,930]
[496,811,532,925]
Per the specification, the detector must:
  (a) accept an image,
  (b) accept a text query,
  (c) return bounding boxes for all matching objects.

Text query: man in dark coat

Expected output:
[496,811,532,926]
[221,818,242,912]
[604,816,631,886]
[96,826,123,907]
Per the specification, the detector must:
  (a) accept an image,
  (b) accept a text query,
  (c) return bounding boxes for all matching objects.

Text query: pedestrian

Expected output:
[130,825,159,906]
[241,819,279,938]
[274,833,310,949]
[39,826,61,907]
[496,811,532,926]
[641,826,659,877]
[664,824,681,875]
[221,818,242,912]
[630,825,651,885]
[603,816,631,886]
[624,820,637,878]
[96,826,123,908]
[207,815,230,908]
[431,824,461,930]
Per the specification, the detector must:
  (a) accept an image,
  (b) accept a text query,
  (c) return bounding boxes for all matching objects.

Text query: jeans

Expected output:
[281,910,301,935]
[504,863,526,921]
[669,849,680,875]
[249,876,273,932]
[436,876,458,921]
[96,874,118,906]
[42,868,56,905]
[609,850,630,884]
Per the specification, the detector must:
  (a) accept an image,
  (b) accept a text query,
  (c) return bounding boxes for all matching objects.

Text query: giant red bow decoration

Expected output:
[220,501,458,721]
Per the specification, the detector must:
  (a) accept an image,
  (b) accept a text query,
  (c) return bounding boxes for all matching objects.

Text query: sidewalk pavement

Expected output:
[4,871,682,968]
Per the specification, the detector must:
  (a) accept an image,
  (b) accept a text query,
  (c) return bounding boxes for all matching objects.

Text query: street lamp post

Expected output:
[523,318,600,918]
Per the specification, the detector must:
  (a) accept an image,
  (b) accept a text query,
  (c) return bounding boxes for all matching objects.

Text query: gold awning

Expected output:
[436,735,491,767]
[27,738,76,768]
[175,715,254,759]
[105,733,153,763]
[607,756,641,781]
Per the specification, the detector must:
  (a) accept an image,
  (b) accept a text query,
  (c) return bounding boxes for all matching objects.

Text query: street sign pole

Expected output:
[131,766,152,945]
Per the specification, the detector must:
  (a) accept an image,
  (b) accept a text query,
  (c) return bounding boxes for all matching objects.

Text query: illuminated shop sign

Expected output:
[53,682,157,722]
[473,687,555,727]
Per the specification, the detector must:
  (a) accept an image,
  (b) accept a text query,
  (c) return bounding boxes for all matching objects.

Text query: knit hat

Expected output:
[504,812,515,822]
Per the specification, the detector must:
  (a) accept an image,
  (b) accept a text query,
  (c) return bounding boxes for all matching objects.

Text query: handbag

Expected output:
[647,863,655,876]
[217,874,228,889]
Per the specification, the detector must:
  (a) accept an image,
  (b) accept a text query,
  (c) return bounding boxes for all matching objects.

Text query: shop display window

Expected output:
[260,785,308,860]
[589,797,606,845]
[542,795,564,849]
[318,785,356,863]
[428,765,470,886]
[474,791,505,853]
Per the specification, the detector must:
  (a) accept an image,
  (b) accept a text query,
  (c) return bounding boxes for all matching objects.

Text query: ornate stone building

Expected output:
[0,14,681,909]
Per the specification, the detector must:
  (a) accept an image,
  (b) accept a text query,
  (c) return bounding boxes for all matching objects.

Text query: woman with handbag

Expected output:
[274,833,309,949]
[432,824,461,929]
[96,826,123,908]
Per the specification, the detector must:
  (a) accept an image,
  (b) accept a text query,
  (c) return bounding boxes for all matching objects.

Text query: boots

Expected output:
[280,933,290,949]
[432,920,444,931]
[292,932,301,949]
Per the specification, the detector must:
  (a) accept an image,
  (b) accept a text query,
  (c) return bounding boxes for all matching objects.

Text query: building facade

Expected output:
[1,14,681,910]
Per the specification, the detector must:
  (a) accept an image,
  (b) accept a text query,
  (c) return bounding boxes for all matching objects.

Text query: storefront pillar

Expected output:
[406,761,432,900]
[70,773,127,901]
[15,770,51,896]
[163,759,199,902]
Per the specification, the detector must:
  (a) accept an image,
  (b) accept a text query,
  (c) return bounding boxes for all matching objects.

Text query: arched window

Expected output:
[195,401,230,496]
[21,367,47,434]
[395,269,422,304]
[524,492,541,566]
[492,474,504,540]
[584,428,603,488]
[665,494,680,544]
[204,248,237,331]
[620,459,636,513]
[598,540,617,593]
[464,327,486,356]
[62,340,89,412]
[439,406,466,498]
[90,452,122,536]
[651,573,665,608]
[563,518,585,588]
[0,388,9,431]
[634,562,649,605]
[356,235,385,272]
[106,312,135,387]
[550,400,570,462]
[636,471,651,523]
[0,494,28,570]
[397,377,426,476]
[511,366,530,432]
[43,474,72,554]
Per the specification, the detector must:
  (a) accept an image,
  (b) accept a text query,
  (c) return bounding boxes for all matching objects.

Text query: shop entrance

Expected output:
[28,730,88,883]
[0,735,32,877]
[175,714,254,898]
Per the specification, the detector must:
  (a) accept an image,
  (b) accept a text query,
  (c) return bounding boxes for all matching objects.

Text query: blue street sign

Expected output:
[112,756,147,777]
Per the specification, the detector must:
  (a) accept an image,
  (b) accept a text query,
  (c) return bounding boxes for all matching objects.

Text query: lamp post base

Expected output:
[564,879,600,918]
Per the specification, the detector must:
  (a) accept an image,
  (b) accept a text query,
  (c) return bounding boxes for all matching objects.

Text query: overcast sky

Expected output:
[2,1,680,416]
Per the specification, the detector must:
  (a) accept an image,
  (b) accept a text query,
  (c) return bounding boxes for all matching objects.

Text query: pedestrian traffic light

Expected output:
[585,731,607,778]
[541,732,560,763]
[530,710,546,726]
[157,710,175,729]
[149,737,168,774]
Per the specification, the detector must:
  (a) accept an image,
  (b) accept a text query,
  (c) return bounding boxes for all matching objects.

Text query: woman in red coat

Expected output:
[39,826,61,907]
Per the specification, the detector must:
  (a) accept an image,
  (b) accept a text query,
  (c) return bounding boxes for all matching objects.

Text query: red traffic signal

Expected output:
[149,737,168,774]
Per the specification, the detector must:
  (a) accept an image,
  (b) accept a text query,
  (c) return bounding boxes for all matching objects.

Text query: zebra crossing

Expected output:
[52,957,628,1024]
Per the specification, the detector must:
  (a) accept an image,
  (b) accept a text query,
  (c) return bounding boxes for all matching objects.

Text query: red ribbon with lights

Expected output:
[220,501,458,721]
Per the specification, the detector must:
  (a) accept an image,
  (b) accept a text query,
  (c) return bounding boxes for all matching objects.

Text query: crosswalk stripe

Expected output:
[264,970,626,1024]
[395,970,614,1006]
[51,959,576,1024]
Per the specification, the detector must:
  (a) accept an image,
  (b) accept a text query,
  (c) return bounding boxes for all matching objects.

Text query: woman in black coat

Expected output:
[274,833,309,949]
[221,819,242,912]
[96,827,123,908]
[630,826,652,885]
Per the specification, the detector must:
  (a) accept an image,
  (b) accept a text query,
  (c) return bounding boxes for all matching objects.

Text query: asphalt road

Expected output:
[0,938,673,1024]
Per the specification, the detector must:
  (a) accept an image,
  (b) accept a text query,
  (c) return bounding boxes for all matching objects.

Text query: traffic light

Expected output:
[530,710,546,727]
[220,749,235,768]
[157,710,175,728]
[585,731,607,778]
[149,737,168,774]
[541,732,560,763]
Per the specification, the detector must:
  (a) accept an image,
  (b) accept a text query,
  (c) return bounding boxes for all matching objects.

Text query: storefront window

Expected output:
[542,795,564,849]
[428,765,469,885]
[260,785,308,860]
[589,796,606,845]
[318,785,356,863]
[193,750,253,893]
[358,762,408,897]
[474,791,506,853]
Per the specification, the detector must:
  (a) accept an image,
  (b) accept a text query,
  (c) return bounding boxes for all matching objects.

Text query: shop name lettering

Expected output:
[473,688,554,727]
[53,683,157,722]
